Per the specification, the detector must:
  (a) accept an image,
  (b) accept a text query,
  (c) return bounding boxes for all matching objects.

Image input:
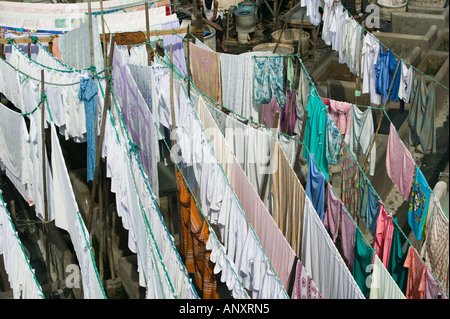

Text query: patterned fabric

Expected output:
[326,113,342,165]
[293,260,324,299]
[408,168,431,241]
[421,195,449,291]
[328,99,352,136]
[189,42,222,104]
[112,43,155,188]
[253,56,286,107]
[340,141,360,220]
[404,246,426,299]
[220,53,256,120]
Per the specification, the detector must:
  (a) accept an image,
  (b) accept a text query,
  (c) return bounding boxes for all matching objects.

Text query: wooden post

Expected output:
[361,46,403,172]
[88,0,95,74]
[145,1,152,66]
[98,177,104,280]
[187,25,192,99]
[41,69,52,296]
[260,111,280,201]
[100,0,108,71]
[169,44,181,238]
[298,11,305,58]
[10,200,15,222]
[88,35,116,232]
[293,109,308,173]
[355,20,365,105]
[104,177,115,280]
[27,42,31,58]
[273,1,295,54]
[193,0,204,42]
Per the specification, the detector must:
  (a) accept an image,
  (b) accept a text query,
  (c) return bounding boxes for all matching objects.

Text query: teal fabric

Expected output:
[387,222,409,294]
[353,229,373,297]
[302,86,329,180]
[253,57,286,107]
[408,168,431,240]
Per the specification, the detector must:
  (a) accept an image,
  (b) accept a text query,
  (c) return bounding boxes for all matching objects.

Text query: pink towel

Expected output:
[373,204,394,268]
[324,185,341,243]
[386,123,415,200]
[328,99,352,136]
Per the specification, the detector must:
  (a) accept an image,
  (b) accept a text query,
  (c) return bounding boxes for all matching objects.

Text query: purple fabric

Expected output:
[294,260,324,299]
[324,184,341,243]
[280,89,297,136]
[162,20,188,78]
[112,43,153,178]
[424,268,441,299]
[261,92,281,128]
[340,209,356,268]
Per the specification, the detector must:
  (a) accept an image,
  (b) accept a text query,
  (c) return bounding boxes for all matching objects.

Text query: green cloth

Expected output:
[387,222,409,294]
[353,229,373,297]
[302,86,329,180]
[357,177,369,224]
[287,57,294,90]
[407,75,436,154]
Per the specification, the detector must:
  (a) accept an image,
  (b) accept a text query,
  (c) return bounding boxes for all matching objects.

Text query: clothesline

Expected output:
[171,38,449,297]
[152,54,290,298]
[85,0,163,16]
[96,72,201,299]
[300,93,449,297]
[339,3,449,92]
[0,54,110,86]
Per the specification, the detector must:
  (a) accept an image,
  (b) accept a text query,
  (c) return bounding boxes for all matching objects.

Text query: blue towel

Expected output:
[306,153,326,221]
[78,76,98,182]
[408,168,431,240]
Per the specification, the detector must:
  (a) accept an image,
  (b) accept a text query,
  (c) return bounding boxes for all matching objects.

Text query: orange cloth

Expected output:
[176,170,219,299]
[177,170,194,272]
[52,37,61,61]
[404,246,426,299]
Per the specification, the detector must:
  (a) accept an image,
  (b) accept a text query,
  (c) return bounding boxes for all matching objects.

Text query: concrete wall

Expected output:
[392,5,449,35]
[373,25,439,56]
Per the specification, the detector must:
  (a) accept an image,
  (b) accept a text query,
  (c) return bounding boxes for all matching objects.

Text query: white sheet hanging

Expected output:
[302,195,365,299]
[0,195,44,299]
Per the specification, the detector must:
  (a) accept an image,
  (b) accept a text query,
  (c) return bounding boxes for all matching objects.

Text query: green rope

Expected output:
[7,38,87,73]
[97,76,193,299]
[340,4,449,91]
[154,54,288,298]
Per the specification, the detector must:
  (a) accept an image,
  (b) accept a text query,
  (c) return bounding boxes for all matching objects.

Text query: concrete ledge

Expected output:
[392,10,446,36]
[373,31,430,56]
[118,255,145,299]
